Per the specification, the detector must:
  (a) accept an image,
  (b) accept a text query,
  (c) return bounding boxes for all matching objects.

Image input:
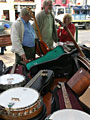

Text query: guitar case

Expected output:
[26,47,78,79]
[26,46,65,71]
[51,83,84,114]
[25,70,54,95]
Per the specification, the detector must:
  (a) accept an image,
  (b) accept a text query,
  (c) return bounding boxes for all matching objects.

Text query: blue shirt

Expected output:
[21,18,35,47]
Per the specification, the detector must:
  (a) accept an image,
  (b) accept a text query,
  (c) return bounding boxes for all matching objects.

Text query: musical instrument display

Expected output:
[0,69,53,119]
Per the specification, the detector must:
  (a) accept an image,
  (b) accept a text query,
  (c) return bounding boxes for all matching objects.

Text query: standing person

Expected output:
[4,23,11,34]
[11,7,35,64]
[33,0,58,49]
[57,14,76,43]
[0,23,10,55]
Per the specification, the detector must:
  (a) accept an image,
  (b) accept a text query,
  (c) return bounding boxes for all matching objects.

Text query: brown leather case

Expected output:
[67,67,90,96]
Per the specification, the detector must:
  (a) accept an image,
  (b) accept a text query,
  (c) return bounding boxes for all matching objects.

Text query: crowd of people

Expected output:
[1,0,76,64]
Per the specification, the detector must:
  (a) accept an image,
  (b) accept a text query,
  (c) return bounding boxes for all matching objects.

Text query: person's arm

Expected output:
[57,26,61,41]
[11,21,25,56]
[52,14,58,43]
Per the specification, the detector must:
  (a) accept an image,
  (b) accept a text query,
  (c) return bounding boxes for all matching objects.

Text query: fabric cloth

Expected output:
[33,10,58,49]
[57,23,75,42]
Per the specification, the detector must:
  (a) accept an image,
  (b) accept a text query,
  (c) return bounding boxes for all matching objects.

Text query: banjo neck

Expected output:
[27,8,49,49]
[78,56,90,71]
[58,82,72,109]
[10,63,17,74]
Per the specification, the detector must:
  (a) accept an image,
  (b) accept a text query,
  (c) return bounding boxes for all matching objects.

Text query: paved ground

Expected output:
[0,46,15,67]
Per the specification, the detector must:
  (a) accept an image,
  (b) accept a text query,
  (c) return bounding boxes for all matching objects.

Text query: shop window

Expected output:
[62,0,66,4]
[3,10,10,20]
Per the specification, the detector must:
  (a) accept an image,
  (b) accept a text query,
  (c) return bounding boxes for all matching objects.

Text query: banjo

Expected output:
[0,63,26,91]
[0,87,43,120]
[45,109,90,120]
[27,7,49,56]
[0,69,53,120]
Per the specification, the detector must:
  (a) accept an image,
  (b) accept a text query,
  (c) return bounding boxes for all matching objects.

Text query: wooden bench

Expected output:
[0,34,12,47]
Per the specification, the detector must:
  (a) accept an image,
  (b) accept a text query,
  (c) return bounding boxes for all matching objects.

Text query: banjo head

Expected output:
[47,109,90,120]
[0,74,26,90]
[0,87,43,120]
[0,87,39,109]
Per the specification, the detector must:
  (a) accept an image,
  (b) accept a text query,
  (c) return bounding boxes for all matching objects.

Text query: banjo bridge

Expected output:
[11,97,20,101]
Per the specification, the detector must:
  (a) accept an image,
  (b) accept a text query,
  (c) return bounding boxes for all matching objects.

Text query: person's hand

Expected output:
[21,54,27,62]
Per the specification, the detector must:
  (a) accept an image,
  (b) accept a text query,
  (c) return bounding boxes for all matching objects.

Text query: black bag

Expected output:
[30,51,78,79]
[0,60,6,76]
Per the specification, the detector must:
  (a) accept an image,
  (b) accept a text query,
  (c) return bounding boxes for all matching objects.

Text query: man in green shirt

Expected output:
[33,0,58,49]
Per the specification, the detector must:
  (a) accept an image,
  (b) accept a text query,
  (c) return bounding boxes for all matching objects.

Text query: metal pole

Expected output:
[76,26,78,42]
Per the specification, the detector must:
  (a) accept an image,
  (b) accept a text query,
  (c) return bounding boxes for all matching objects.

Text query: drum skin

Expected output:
[45,109,90,120]
[0,74,26,91]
